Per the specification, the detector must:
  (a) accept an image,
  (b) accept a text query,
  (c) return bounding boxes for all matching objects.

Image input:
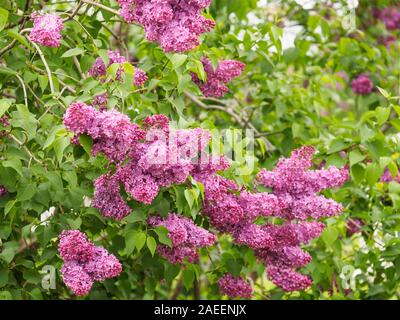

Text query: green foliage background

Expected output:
[0,0,399,299]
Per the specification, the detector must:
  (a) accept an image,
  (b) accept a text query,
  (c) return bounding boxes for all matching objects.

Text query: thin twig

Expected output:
[82,0,120,16]
[30,41,55,95]
[15,74,28,107]
[8,133,45,166]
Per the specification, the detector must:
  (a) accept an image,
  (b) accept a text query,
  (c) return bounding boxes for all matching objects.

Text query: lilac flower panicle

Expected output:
[192,57,246,97]
[376,7,400,30]
[147,213,215,264]
[217,274,253,299]
[29,12,64,47]
[117,0,214,52]
[351,74,374,95]
[58,230,122,296]
[134,68,148,86]
[89,50,127,80]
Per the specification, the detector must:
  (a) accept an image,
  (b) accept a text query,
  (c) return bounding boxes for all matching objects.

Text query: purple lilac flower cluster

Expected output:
[63,103,211,220]
[0,115,9,137]
[380,167,400,183]
[351,74,374,95]
[192,57,246,97]
[58,230,122,296]
[374,7,400,30]
[117,0,215,52]
[29,12,64,47]
[193,146,348,294]
[147,213,216,264]
[88,50,148,86]
[217,274,253,299]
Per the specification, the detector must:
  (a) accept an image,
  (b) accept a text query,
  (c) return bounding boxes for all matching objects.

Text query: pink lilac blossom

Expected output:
[64,105,212,217]
[217,274,253,299]
[0,115,9,138]
[378,35,397,48]
[193,146,347,293]
[29,12,64,47]
[134,68,148,86]
[117,0,214,52]
[147,213,215,264]
[58,230,122,296]
[88,50,127,81]
[376,7,400,30]
[192,57,246,97]
[351,74,374,95]
[380,167,400,183]
[92,93,109,111]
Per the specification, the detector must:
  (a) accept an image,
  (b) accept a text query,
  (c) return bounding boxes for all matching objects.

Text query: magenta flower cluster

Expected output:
[192,57,246,97]
[58,230,122,296]
[88,50,148,86]
[351,74,373,95]
[192,146,348,293]
[29,12,64,47]
[117,0,215,52]
[217,274,253,299]
[63,103,211,220]
[147,213,216,264]
[0,115,9,138]
[374,7,400,30]
[380,167,400,183]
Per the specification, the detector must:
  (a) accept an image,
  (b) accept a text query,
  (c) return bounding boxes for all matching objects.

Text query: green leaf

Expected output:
[0,8,8,32]
[133,231,146,252]
[0,291,12,300]
[6,29,31,50]
[0,99,12,117]
[67,217,82,229]
[184,189,195,209]
[349,150,365,167]
[154,226,172,247]
[17,183,36,202]
[182,268,195,290]
[2,158,23,177]
[123,211,145,223]
[169,54,187,69]
[0,248,15,264]
[61,48,85,58]
[146,236,157,256]
[79,134,93,155]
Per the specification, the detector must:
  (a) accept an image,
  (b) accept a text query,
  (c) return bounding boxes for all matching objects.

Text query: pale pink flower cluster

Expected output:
[217,274,253,299]
[58,230,122,296]
[192,57,246,97]
[117,0,215,52]
[29,12,64,47]
[88,50,148,86]
[63,104,212,220]
[193,146,348,293]
[147,213,216,263]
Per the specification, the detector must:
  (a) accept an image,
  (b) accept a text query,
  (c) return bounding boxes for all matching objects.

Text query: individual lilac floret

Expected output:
[58,230,122,296]
[92,93,109,111]
[351,74,373,95]
[117,0,214,53]
[192,57,246,97]
[147,213,216,264]
[0,185,7,197]
[217,274,253,299]
[88,50,127,80]
[134,68,148,86]
[29,12,64,47]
